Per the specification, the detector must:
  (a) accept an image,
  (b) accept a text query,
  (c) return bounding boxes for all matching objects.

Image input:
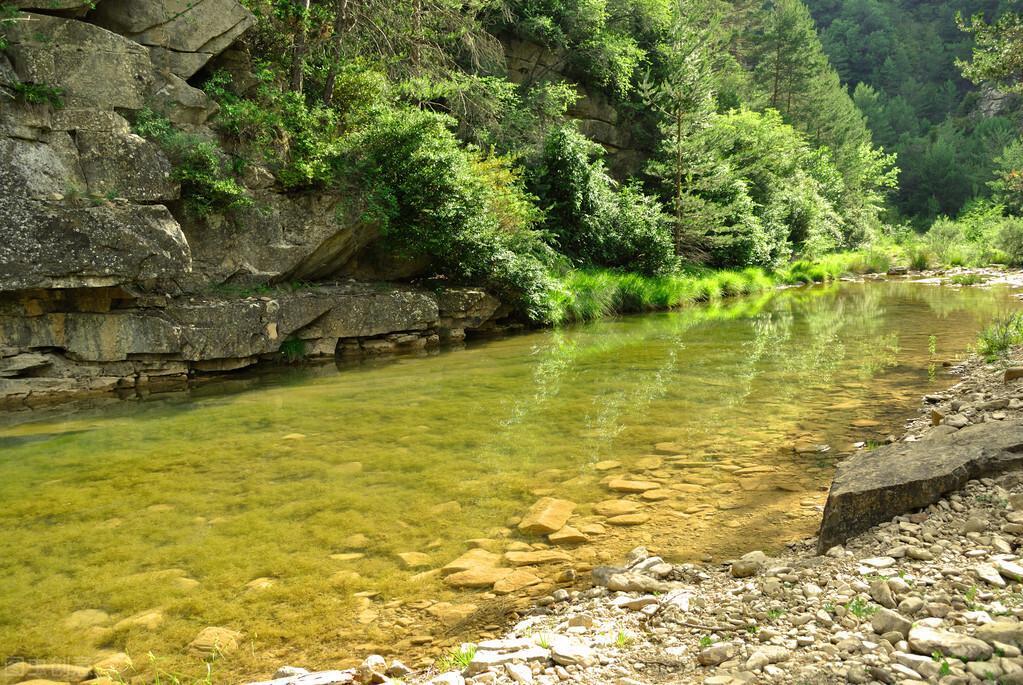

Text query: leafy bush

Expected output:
[10,82,65,108]
[530,125,677,275]
[132,108,251,217]
[204,68,349,189]
[996,217,1023,265]
[666,109,848,269]
[343,107,559,321]
[977,312,1023,361]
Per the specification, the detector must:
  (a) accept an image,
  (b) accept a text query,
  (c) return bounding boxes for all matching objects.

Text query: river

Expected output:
[0,279,1018,681]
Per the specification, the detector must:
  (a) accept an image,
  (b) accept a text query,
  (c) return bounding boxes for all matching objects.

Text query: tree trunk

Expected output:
[323,0,352,106]
[674,108,684,257]
[289,0,312,93]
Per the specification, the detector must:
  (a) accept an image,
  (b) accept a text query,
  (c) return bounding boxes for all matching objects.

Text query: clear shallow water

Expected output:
[0,280,1018,680]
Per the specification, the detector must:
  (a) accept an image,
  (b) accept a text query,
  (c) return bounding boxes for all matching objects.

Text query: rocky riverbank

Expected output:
[244,347,1023,685]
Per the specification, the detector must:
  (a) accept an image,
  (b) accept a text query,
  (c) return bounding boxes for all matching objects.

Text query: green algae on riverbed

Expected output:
[0,280,1018,681]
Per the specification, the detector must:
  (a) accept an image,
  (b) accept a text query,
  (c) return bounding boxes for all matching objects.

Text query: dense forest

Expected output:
[117,0,1023,321]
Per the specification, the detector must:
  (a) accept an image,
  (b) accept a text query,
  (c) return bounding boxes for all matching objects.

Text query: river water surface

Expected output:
[0,280,1019,680]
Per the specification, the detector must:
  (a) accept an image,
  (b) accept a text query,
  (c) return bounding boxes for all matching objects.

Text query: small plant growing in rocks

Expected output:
[845,597,878,619]
[437,644,476,671]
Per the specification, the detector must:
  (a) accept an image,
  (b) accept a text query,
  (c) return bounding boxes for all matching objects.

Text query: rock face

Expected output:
[0,196,190,291]
[503,38,646,177]
[0,284,503,409]
[5,14,153,110]
[92,0,255,78]
[0,3,508,409]
[817,420,1023,552]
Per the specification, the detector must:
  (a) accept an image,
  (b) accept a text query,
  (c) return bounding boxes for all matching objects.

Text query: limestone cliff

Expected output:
[0,1,505,409]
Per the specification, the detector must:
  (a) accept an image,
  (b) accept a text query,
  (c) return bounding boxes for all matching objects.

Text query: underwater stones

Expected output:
[640,488,674,501]
[441,549,501,576]
[504,550,573,566]
[64,609,110,630]
[594,460,621,471]
[91,653,132,678]
[113,609,164,631]
[653,442,686,454]
[397,552,432,569]
[330,553,365,562]
[444,567,513,589]
[23,664,91,683]
[594,499,642,517]
[548,526,588,545]
[635,456,663,470]
[518,497,576,535]
[329,570,362,586]
[188,626,243,657]
[607,477,661,493]
[426,602,477,627]
[246,577,275,591]
[492,569,542,594]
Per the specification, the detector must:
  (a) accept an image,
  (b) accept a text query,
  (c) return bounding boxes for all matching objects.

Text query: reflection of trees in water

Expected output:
[491,295,781,463]
[481,282,1017,469]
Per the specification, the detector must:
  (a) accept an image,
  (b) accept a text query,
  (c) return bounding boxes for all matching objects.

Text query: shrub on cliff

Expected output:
[132,109,251,217]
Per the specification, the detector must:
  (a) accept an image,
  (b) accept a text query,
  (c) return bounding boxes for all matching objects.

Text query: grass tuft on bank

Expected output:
[545,247,918,325]
[977,312,1023,361]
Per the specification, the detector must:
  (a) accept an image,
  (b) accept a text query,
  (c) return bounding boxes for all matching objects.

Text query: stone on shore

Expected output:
[594,500,641,517]
[908,625,992,662]
[817,421,1023,551]
[504,550,573,566]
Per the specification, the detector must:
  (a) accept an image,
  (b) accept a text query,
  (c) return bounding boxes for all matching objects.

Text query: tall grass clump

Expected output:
[551,267,781,324]
[976,312,1023,361]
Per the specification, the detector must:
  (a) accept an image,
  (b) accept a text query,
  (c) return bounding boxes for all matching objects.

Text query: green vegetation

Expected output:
[977,312,1023,360]
[79,0,1023,325]
[845,597,878,619]
[438,644,477,671]
[9,81,64,108]
[132,109,252,217]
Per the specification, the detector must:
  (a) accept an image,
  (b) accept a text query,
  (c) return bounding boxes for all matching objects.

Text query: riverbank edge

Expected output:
[0,251,996,413]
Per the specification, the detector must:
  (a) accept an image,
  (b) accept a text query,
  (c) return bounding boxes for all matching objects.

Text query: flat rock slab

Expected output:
[518,497,575,535]
[818,420,1023,553]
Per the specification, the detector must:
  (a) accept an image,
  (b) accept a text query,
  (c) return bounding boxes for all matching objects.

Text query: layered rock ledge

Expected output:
[0,283,501,410]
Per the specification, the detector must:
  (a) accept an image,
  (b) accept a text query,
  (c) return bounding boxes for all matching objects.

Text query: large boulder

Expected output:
[817,421,1023,552]
[3,13,153,109]
[76,131,179,202]
[0,135,86,199]
[91,0,255,78]
[0,196,191,291]
[178,191,394,289]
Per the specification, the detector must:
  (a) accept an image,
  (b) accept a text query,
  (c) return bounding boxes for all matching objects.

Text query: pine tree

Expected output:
[753,0,823,116]
[638,0,722,257]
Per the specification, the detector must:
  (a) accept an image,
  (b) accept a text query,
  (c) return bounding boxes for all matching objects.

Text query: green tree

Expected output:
[638,0,721,256]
